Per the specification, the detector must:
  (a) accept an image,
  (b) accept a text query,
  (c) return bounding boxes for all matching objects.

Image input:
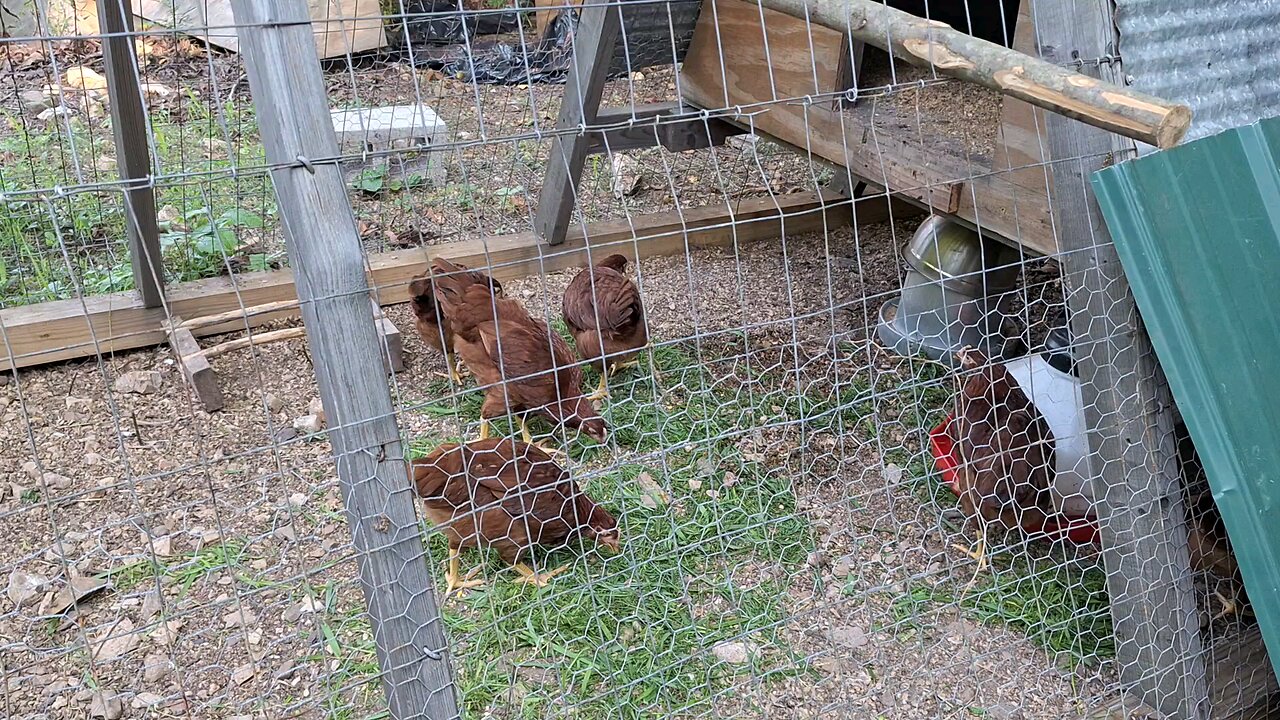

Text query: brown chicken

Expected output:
[562,254,649,400]
[947,346,1056,585]
[407,264,503,383]
[413,438,620,592]
[431,257,607,454]
[1178,423,1247,619]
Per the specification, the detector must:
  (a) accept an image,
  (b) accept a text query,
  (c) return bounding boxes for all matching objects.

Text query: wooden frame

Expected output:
[678,0,1058,255]
[0,190,885,370]
[167,299,402,412]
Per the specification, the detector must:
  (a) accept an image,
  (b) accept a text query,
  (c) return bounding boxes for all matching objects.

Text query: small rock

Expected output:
[307,397,326,425]
[92,618,140,661]
[65,66,108,91]
[265,393,286,414]
[83,452,104,466]
[140,590,162,620]
[832,556,854,578]
[292,414,323,436]
[231,663,256,685]
[149,619,183,645]
[42,472,73,490]
[813,656,843,674]
[152,535,174,557]
[22,460,40,479]
[687,478,703,491]
[830,625,868,649]
[274,426,299,443]
[806,550,827,568]
[113,370,162,395]
[89,689,123,719]
[20,89,50,112]
[7,569,49,608]
[138,82,173,98]
[37,105,71,122]
[610,154,642,199]
[142,653,171,683]
[273,661,297,680]
[288,492,307,508]
[203,137,229,156]
[283,596,322,622]
[133,691,165,708]
[223,608,257,629]
[722,471,739,489]
[882,463,904,484]
[711,640,752,665]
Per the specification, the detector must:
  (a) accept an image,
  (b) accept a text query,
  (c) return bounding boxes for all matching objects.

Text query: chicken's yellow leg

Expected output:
[447,352,466,385]
[1212,589,1239,621]
[952,535,987,597]
[473,418,492,442]
[518,417,567,460]
[514,562,569,587]
[444,548,484,596]
[586,369,610,402]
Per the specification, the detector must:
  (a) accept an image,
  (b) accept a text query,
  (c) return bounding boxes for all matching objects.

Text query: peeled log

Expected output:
[756,0,1192,149]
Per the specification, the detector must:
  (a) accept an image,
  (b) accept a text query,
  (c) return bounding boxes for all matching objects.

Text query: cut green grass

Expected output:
[398,340,816,718]
[103,539,250,595]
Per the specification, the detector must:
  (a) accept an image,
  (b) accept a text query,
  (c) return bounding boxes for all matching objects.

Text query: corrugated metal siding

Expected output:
[1115,0,1280,152]
[1092,116,1280,678]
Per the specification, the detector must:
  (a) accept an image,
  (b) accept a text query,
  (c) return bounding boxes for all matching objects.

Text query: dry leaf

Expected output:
[635,472,668,508]
[65,66,108,91]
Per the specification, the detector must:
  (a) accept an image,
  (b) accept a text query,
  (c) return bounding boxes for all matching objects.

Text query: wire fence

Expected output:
[0,0,1267,719]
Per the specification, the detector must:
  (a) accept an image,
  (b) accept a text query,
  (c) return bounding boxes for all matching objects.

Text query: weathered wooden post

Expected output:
[97,0,164,307]
[1036,0,1209,717]
[228,1,459,717]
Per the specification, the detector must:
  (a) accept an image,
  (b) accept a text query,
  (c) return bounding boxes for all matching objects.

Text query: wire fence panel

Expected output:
[0,1,1268,719]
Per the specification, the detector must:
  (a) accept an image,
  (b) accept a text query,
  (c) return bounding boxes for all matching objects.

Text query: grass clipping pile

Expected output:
[0,225,1111,719]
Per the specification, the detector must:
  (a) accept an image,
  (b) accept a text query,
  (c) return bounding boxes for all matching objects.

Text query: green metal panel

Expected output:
[1092,116,1280,678]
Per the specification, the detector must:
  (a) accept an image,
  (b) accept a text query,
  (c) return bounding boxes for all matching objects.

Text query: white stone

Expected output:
[330,104,448,187]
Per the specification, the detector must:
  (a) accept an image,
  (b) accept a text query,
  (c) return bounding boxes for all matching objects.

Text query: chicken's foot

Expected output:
[586,372,610,402]
[447,353,467,385]
[1212,589,1244,621]
[514,562,569,587]
[518,417,568,460]
[444,548,484,596]
[952,536,987,596]
[474,418,492,441]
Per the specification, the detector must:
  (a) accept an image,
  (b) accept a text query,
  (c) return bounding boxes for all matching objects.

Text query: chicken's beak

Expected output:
[599,534,621,554]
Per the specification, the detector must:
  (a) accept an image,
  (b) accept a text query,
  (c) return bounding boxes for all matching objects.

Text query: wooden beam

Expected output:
[199,326,308,360]
[1037,0,1208,716]
[229,1,457,718]
[0,189,858,367]
[178,299,301,331]
[757,0,1192,148]
[98,0,163,308]
[166,317,223,412]
[586,102,746,154]
[534,0,622,245]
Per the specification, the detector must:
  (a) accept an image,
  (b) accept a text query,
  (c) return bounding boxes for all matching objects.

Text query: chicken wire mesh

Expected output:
[0,0,1267,719]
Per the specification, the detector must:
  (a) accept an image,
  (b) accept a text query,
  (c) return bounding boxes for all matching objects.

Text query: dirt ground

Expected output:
[0,206,1125,719]
[0,21,1174,720]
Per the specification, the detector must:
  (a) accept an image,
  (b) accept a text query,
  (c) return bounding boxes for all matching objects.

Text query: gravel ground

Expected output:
[0,210,1130,719]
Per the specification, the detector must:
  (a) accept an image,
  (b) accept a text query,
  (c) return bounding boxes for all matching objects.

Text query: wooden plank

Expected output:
[534,0,622,245]
[1036,0,1209,716]
[132,0,386,59]
[229,1,457,718]
[679,0,965,214]
[758,0,1191,149]
[0,190,857,370]
[586,102,745,153]
[167,318,223,412]
[200,326,308,360]
[98,0,164,308]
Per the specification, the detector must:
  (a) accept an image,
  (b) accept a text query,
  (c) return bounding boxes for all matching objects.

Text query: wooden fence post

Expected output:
[97,0,164,307]
[227,1,459,717]
[1036,0,1209,717]
[534,0,622,245]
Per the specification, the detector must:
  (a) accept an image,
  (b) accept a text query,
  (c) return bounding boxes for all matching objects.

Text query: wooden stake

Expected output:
[178,299,301,331]
[757,0,1192,148]
[197,327,307,361]
[167,317,223,412]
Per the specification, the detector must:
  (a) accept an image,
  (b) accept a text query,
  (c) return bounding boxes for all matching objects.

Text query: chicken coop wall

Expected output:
[0,0,1271,719]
